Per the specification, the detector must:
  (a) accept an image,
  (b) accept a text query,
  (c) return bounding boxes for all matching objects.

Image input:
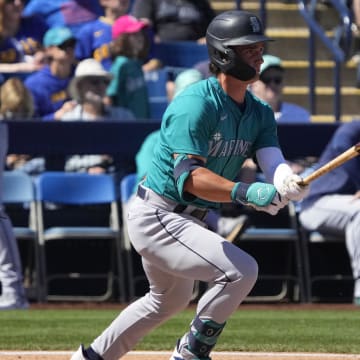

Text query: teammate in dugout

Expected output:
[71,10,310,360]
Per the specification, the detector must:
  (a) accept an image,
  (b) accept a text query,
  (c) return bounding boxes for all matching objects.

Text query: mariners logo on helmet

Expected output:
[249,16,261,33]
[206,10,273,81]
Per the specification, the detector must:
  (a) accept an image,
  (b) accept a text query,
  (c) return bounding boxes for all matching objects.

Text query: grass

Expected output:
[1,307,360,353]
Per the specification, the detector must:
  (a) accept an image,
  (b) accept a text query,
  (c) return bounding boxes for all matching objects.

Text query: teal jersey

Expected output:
[143,76,279,209]
[106,56,150,119]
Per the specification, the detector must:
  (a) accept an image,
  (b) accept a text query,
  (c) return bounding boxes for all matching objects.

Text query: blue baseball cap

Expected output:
[43,27,75,47]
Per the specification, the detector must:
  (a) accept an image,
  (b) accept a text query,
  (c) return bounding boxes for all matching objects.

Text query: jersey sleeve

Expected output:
[161,94,216,157]
[106,57,126,98]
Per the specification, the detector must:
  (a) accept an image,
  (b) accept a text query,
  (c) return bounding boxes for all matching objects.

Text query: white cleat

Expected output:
[169,338,211,360]
[70,345,88,360]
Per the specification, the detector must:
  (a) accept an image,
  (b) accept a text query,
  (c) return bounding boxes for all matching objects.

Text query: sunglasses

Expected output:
[87,78,110,86]
[260,75,283,85]
[5,0,25,4]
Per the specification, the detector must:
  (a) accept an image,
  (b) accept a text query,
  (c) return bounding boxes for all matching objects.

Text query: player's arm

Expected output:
[175,154,287,215]
[183,156,234,202]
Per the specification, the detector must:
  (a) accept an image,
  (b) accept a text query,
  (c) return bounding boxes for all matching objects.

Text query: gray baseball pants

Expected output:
[91,186,258,360]
[299,194,360,297]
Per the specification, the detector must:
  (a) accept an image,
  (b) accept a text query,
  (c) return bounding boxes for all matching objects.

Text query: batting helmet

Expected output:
[206,10,273,81]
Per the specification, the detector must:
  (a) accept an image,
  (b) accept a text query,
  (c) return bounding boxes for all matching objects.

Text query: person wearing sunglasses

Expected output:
[60,58,135,175]
[249,54,311,123]
[24,26,77,120]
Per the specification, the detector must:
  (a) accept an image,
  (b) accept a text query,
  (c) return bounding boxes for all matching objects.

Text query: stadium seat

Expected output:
[3,171,41,302]
[299,229,352,303]
[152,41,209,68]
[35,172,126,302]
[237,202,306,303]
[145,69,169,121]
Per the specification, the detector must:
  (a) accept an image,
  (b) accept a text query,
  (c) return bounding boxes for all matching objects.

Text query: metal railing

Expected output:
[298,0,352,121]
[236,0,352,122]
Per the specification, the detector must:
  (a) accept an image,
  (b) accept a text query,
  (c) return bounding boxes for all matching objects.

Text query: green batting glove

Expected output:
[231,182,277,207]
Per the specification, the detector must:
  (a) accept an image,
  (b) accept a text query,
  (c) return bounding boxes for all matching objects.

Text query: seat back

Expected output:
[153,41,209,68]
[36,172,116,205]
[145,69,169,121]
[3,171,35,204]
[35,171,126,302]
[120,173,137,204]
[3,171,42,301]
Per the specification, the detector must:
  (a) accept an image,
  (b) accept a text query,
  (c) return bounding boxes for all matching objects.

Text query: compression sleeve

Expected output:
[256,147,293,189]
[173,154,204,202]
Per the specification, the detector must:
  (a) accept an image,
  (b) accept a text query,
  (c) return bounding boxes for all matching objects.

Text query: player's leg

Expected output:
[346,209,360,303]
[0,209,28,310]
[82,259,194,360]
[159,217,257,360]
[300,194,360,303]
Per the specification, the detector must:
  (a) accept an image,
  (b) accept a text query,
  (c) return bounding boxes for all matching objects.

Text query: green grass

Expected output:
[1,307,360,353]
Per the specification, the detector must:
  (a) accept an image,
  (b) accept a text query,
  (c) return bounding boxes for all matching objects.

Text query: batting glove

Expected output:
[231,182,288,215]
[278,174,310,201]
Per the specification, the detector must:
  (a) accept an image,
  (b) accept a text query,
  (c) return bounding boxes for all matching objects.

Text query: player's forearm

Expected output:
[184,167,235,202]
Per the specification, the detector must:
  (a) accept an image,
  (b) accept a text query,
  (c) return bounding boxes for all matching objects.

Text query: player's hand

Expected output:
[231,182,288,215]
[278,174,310,201]
[249,192,288,215]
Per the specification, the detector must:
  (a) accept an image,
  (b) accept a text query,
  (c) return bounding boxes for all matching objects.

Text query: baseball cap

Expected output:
[112,15,148,40]
[174,69,203,97]
[260,54,284,74]
[43,26,75,47]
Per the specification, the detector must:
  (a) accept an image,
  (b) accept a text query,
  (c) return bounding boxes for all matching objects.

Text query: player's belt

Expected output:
[137,185,208,221]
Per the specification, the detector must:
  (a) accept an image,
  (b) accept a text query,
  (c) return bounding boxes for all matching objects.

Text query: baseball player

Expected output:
[71,10,309,360]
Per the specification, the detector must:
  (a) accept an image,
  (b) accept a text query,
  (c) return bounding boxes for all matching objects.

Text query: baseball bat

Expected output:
[298,142,360,186]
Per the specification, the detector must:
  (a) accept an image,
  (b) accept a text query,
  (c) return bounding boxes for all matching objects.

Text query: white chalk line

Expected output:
[0,351,359,358]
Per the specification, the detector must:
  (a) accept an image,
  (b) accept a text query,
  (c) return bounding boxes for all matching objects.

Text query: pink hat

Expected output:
[112,15,147,39]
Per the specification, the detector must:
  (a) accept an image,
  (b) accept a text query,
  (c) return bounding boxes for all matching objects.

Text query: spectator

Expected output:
[0,121,29,310]
[0,77,45,175]
[249,54,311,123]
[75,0,130,71]
[61,58,135,174]
[23,0,103,34]
[249,54,313,175]
[299,120,360,305]
[0,0,48,82]
[166,67,203,103]
[24,26,77,120]
[131,0,216,43]
[105,14,151,119]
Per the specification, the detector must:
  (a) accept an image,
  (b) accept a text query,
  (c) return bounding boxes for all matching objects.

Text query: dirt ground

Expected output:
[1,351,360,360]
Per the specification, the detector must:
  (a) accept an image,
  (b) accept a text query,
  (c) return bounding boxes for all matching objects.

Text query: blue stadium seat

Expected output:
[35,172,127,302]
[152,41,209,68]
[3,171,41,302]
[145,69,169,121]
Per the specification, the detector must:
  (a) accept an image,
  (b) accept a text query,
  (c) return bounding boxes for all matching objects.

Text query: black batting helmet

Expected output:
[206,10,273,81]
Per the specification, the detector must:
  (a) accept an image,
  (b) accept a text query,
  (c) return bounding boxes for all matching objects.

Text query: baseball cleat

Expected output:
[169,338,211,360]
[70,345,88,360]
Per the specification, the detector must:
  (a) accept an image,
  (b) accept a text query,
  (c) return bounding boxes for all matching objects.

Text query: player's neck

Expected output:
[217,73,247,105]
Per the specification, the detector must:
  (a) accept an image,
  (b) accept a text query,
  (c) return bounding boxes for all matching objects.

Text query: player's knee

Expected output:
[241,254,258,289]
[150,284,193,315]
[226,252,258,290]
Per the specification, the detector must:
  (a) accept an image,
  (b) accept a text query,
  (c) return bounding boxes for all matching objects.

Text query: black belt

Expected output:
[137,186,208,221]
